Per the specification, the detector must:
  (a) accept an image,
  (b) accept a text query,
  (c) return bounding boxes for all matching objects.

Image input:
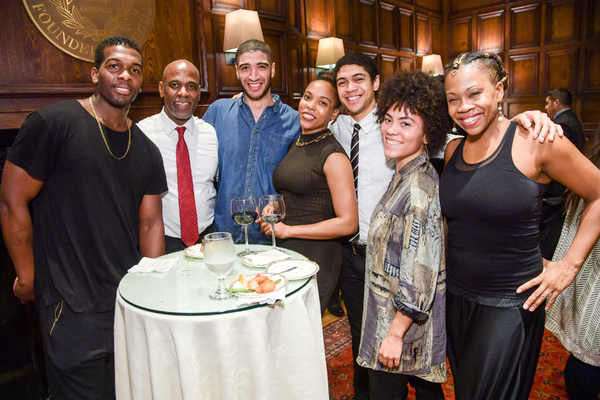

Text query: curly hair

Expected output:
[445,51,509,90]
[376,70,452,155]
[94,36,142,69]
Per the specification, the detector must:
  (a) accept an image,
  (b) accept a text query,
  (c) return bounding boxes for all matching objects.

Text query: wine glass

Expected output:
[259,194,286,250]
[230,196,258,256]
[203,232,236,300]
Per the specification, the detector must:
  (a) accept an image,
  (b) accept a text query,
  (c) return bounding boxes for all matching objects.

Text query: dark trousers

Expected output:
[37,299,116,400]
[339,243,369,400]
[446,291,545,400]
[564,354,600,400]
[368,369,444,400]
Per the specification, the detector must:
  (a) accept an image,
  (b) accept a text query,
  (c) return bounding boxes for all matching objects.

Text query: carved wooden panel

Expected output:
[510,4,540,50]
[306,0,329,38]
[380,54,399,83]
[264,30,287,94]
[508,54,539,97]
[359,0,378,48]
[506,102,542,120]
[478,10,503,52]
[431,17,442,56]
[416,13,430,56]
[211,18,242,94]
[334,0,354,41]
[581,99,600,125]
[399,8,414,53]
[416,0,443,14]
[449,17,471,58]
[290,40,308,101]
[288,0,305,35]
[545,49,577,93]
[589,0,600,38]
[257,0,285,21]
[450,0,501,15]
[400,56,415,72]
[210,0,244,13]
[546,0,577,45]
[583,47,600,93]
[380,3,397,51]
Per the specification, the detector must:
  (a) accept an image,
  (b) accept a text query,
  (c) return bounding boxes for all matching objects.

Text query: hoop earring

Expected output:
[498,105,504,122]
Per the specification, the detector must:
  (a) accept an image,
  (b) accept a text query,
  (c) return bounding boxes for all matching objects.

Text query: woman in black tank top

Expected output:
[440,51,600,400]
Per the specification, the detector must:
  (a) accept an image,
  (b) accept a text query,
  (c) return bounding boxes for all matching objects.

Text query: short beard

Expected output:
[242,79,272,102]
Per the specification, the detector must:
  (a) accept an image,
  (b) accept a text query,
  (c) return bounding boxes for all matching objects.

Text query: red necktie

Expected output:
[176,126,199,246]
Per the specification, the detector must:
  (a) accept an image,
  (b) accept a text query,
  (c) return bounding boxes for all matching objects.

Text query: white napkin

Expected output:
[236,289,286,306]
[128,257,179,273]
[242,249,290,266]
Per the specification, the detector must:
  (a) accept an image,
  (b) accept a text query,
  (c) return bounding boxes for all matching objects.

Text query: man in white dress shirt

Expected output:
[138,60,218,253]
[329,52,395,399]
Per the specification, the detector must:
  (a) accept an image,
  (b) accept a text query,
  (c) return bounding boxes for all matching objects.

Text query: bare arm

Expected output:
[517,136,600,311]
[513,110,563,142]
[379,311,414,368]
[260,152,358,240]
[0,162,44,303]
[138,194,165,257]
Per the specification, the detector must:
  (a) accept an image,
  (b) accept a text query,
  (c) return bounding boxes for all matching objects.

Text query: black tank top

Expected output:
[440,122,547,307]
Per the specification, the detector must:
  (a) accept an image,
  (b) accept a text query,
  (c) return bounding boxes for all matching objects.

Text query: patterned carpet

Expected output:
[325,316,569,399]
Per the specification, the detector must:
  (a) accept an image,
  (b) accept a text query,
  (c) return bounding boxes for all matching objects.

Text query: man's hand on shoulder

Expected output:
[514,110,564,143]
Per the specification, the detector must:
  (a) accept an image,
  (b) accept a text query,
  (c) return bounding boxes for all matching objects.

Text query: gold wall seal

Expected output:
[22,0,155,63]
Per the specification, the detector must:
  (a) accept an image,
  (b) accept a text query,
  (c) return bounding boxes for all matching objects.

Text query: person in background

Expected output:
[441,51,600,400]
[138,60,218,253]
[203,39,301,244]
[546,123,600,400]
[0,36,167,399]
[260,77,358,315]
[540,88,586,259]
[357,70,450,399]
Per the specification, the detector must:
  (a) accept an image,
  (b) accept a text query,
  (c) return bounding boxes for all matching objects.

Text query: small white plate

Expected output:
[265,259,320,280]
[184,244,204,258]
[229,273,288,298]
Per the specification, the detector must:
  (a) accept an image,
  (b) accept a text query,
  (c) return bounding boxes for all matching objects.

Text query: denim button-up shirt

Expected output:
[203,94,301,244]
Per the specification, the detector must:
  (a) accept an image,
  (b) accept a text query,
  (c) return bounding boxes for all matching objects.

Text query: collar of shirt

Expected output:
[553,108,570,120]
[158,107,196,138]
[236,93,283,114]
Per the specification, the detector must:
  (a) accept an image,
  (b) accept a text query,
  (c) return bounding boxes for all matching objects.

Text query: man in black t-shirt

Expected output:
[0,36,167,399]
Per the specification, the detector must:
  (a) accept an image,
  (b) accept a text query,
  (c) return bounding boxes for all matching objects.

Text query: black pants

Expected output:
[368,369,444,400]
[564,354,600,400]
[446,291,545,400]
[339,243,369,400]
[37,299,116,400]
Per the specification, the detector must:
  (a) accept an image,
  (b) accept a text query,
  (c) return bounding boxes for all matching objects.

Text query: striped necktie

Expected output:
[350,123,360,243]
[176,126,199,246]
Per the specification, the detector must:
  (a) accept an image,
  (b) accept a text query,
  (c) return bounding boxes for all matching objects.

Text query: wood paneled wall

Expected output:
[1,0,599,134]
[447,0,600,133]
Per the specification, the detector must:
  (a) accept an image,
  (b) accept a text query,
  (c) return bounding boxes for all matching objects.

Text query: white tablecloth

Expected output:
[114,278,328,400]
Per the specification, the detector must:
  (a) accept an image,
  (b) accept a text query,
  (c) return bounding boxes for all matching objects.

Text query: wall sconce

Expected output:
[421,54,444,76]
[223,9,264,66]
[315,37,345,76]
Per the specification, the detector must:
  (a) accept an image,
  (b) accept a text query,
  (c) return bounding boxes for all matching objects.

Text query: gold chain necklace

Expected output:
[296,131,332,147]
[89,96,131,160]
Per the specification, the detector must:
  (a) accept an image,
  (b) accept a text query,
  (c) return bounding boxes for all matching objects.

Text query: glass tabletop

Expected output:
[118,244,313,316]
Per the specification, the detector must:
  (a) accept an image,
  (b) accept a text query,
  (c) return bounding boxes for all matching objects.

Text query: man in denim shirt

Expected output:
[203,39,300,244]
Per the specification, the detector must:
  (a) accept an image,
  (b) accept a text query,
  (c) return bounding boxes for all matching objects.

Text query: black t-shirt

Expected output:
[8,99,168,312]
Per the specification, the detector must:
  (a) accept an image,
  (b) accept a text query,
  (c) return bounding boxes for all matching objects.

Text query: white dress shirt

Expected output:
[138,109,218,239]
[330,109,395,244]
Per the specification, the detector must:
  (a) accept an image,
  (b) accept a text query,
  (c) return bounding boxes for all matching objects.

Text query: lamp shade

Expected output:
[316,37,345,69]
[223,9,264,52]
[421,54,444,75]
